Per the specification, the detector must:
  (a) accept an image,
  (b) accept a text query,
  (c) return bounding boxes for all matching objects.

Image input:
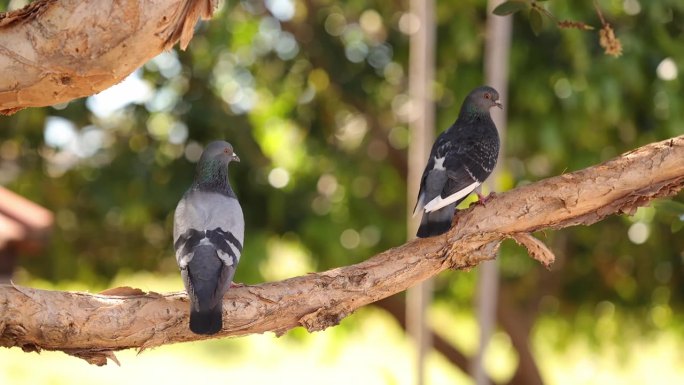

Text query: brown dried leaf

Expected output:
[599,24,622,57]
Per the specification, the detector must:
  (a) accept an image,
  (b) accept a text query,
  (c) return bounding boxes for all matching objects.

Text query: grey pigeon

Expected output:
[413,86,501,238]
[173,141,244,335]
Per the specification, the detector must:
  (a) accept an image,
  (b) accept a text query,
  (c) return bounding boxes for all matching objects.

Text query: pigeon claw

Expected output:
[230,281,245,288]
[473,191,497,207]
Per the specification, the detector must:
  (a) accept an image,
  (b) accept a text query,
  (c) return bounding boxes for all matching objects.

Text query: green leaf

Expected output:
[529,8,544,35]
[652,199,684,214]
[493,1,528,16]
[671,219,684,233]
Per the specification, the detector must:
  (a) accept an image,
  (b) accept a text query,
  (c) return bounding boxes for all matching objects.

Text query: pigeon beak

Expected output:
[495,101,503,109]
[232,153,241,162]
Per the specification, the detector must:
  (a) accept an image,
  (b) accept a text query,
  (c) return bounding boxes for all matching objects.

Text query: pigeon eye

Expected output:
[484,93,491,100]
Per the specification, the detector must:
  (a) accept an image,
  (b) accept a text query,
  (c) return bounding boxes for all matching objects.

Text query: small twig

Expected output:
[532,2,557,22]
[593,0,607,25]
[557,20,594,30]
[533,2,594,31]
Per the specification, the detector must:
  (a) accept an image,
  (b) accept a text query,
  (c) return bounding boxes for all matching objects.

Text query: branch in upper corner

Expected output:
[0,135,682,366]
[0,0,218,115]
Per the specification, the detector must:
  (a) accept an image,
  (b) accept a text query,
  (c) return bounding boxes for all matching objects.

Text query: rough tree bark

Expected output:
[1,135,682,366]
[0,0,216,115]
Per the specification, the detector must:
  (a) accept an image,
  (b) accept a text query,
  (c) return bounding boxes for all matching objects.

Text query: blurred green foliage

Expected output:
[0,0,683,346]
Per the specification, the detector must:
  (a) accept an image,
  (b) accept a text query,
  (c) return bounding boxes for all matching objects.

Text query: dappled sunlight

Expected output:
[86,70,154,119]
[259,233,314,280]
[540,332,684,385]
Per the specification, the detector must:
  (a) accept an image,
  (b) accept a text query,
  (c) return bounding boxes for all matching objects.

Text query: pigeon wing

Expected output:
[413,135,453,216]
[422,136,485,213]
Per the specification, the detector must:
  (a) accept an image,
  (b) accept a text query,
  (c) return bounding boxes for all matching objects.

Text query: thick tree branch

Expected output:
[1,135,683,365]
[0,0,216,115]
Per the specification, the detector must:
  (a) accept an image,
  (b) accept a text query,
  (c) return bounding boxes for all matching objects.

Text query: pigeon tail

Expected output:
[190,303,223,335]
[416,203,456,238]
[185,244,233,335]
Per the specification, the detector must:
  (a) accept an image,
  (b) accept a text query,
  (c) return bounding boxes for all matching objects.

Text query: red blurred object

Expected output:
[0,187,53,282]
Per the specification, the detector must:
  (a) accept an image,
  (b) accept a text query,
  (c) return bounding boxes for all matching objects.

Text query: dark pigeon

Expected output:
[413,86,501,238]
[173,141,244,335]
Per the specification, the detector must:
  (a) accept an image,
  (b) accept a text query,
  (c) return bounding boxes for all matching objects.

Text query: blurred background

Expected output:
[1,0,684,384]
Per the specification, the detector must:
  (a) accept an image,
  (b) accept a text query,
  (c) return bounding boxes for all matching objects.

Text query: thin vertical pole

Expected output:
[472,1,512,384]
[406,1,436,384]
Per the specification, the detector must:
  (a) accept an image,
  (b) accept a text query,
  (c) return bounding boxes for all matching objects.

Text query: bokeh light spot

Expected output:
[656,58,678,81]
[623,0,641,15]
[317,174,338,196]
[265,0,295,21]
[184,141,204,163]
[627,222,649,244]
[44,116,77,148]
[360,9,383,35]
[309,68,330,91]
[268,167,290,189]
[398,12,420,35]
[340,229,360,249]
[324,13,346,36]
[553,78,572,99]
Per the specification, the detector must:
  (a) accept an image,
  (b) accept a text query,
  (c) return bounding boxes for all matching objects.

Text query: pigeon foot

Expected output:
[473,191,497,207]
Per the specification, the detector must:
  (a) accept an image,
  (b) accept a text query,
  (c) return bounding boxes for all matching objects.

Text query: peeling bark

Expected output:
[510,233,555,269]
[0,0,217,115]
[1,135,683,365]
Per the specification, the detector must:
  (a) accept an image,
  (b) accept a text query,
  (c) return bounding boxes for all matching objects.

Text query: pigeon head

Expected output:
[199,141,240,165]
[194,141,240,193]
[461,86,502,117]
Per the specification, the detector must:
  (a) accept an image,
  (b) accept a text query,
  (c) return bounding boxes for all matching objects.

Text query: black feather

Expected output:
[417,203,458,237]
[190,305,223,335]
[206,228,242,265]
